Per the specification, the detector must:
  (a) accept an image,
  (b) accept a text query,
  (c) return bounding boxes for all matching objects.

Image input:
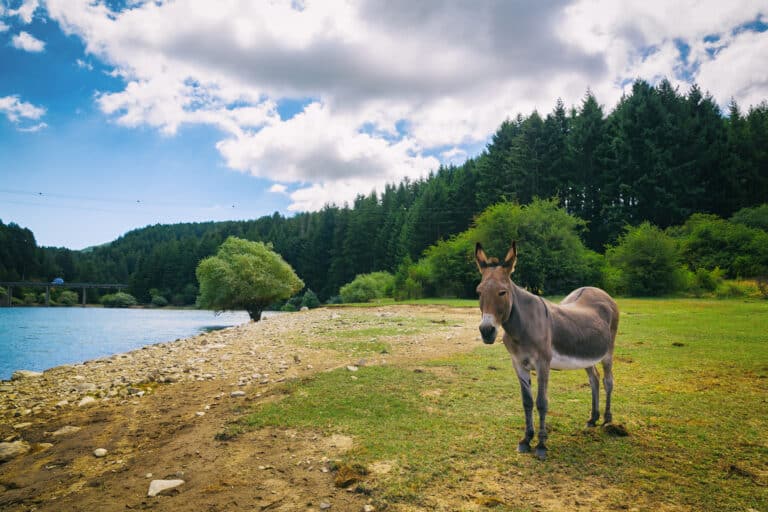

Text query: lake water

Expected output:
[0,308,250,381]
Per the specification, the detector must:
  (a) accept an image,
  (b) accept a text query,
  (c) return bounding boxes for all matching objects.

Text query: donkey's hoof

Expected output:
[517,442,532,454]
[603,415,613,424]
[534,446,547,461]
[586,419,598,428]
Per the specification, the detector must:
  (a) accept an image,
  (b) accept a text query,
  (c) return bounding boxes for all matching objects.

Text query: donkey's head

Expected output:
[475,241,517,344]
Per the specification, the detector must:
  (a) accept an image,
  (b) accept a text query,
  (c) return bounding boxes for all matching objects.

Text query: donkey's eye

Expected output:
[498,290,507,296]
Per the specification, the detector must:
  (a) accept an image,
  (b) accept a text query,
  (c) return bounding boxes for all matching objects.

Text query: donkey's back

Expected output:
[548,287,619,366]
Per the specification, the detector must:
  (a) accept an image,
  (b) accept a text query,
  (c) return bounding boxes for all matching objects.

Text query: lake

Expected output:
[0,307,250,381]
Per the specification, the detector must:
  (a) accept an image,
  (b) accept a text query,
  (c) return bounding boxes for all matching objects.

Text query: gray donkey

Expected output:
[475,241,619,460]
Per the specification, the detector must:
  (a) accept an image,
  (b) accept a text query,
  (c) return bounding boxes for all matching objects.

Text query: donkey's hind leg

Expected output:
[585,366,600,427]
[602,358,614,424]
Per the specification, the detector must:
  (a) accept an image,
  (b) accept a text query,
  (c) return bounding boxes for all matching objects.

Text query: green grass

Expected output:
[236,298,768,511]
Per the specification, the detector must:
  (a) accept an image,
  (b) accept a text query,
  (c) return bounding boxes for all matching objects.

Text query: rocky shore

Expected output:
[0,305,476,511]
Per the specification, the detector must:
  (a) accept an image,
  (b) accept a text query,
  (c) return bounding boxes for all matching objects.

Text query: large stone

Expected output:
[78,396,97,407]
[147,479,185,497]
[0,441,30,461]
[11,370,43,380]
[51,425,82,437]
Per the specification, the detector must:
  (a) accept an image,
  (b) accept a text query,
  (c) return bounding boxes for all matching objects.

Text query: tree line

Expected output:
[2,78,767,304]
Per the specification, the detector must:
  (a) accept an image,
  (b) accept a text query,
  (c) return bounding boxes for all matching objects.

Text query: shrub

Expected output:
[340,272,395,303]
[23,292,38,305]
[301,289,321,309]
[58,290,79,306]
[101,292,138,308]
[280,303,298,312]
[730,204,768,232]
[672,213,768,278]
[151,294,169,307]
[715,281,747,298]
[606,222,685,296]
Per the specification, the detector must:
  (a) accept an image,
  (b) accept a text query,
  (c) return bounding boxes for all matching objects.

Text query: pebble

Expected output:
[0,441,30,461]
[13,422,32,430]
[363,506,376,512]
[78,396,97,407]
[147,479,185,497]
[320,502,332,510]
[230,391,246,398]
[94,448,108,458]
[346,366,359,372]
[195,411,205,417]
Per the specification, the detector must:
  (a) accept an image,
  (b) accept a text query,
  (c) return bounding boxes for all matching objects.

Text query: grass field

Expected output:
[236,298,768,511]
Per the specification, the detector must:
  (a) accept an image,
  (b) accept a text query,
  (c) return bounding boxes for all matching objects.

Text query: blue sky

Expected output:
[1,1,766,249]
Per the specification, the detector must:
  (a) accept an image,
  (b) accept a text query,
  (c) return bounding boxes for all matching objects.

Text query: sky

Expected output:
[1,1,767,250]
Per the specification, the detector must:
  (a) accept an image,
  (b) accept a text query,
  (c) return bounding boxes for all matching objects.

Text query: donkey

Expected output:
[475,241,619,460]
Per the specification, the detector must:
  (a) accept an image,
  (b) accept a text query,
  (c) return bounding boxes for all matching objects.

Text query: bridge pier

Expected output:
[82,287,87,307]
[46,286,51,306]
[7,286,11,307]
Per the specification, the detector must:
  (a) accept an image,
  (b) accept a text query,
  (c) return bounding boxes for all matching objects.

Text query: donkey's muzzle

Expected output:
[479,324,497,344]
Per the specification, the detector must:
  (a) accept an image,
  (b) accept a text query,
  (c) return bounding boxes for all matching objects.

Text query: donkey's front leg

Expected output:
[512,362,535,454]
[534,362,550,460]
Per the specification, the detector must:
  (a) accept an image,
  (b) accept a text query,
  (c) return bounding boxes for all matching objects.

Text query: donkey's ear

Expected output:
[502,240,517,273]
[475,242,489,273]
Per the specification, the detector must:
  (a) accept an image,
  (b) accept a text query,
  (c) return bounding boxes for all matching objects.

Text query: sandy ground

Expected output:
[0,306,480,511]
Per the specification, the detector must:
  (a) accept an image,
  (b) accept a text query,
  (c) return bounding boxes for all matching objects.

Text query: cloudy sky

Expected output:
[1,0,766,249]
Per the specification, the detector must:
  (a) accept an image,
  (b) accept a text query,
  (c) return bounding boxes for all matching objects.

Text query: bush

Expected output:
[151,294,169,307]
[101,292,138,308]
[58,290,79,306]
[340,272,395,303]
[280,303,298,312]
[715,281,747,298]
[301,289,321,309]
[672,213,768,278]
[23,292,38,305]
[606,222,685,296]
[394,199,604,299]
[730,204,768,232]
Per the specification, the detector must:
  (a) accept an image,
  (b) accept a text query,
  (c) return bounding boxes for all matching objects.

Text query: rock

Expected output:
[0,385,14,392]
[363,505,376,512]
[147,479,185,497]
[75,383,97,393]
[78,396,97,407]
[34,443,53,452]
[51,425,82,437]
[320,502,332,510]
[55,400,69,408]
[11,370,43,380]
[0,441,30,461]
[346,365,359,372]
[13,422,32,430]
[93,448,108,458]
[195,411,205,417]
[230,391,246,398]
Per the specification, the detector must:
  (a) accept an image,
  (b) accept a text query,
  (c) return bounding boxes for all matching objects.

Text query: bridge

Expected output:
[0,281,129,307]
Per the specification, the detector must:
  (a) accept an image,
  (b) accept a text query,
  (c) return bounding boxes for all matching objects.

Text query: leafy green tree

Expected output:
[731,204,768,232]
[101,292,138,307]
[58,290,79,306]
[339,271,394,303]
[196,237,304,321]
[606,222,684,296]
[301,289,321,309]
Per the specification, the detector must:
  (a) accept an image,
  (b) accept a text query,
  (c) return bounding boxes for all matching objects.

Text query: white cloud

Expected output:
[17,121,48,132]
[76,58,93,70]
[0,95,47,131]
[11,31,45,52]
[269,184,288,195]
[35,0,768,210]
[7,0,39,24]
[0,20,9,32]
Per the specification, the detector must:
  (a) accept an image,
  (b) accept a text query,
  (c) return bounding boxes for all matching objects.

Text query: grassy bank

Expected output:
[234,299,768,511]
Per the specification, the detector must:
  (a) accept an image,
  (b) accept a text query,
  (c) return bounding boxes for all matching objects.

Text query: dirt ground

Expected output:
[0,306,481,512]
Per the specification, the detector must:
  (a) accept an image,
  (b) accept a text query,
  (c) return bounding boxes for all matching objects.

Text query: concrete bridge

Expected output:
[0,281,128,307]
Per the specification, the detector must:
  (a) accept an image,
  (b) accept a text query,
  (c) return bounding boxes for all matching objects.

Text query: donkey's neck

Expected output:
[502,283,549,342]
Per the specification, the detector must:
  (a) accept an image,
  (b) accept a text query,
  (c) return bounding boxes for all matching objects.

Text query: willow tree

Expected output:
[196,237,304,321]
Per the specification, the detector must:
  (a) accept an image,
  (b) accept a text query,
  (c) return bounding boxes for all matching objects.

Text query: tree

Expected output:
[196,237,304,321]
[606,222,684,296]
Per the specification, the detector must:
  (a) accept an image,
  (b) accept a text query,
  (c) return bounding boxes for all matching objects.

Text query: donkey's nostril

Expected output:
[479,324,497,343]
